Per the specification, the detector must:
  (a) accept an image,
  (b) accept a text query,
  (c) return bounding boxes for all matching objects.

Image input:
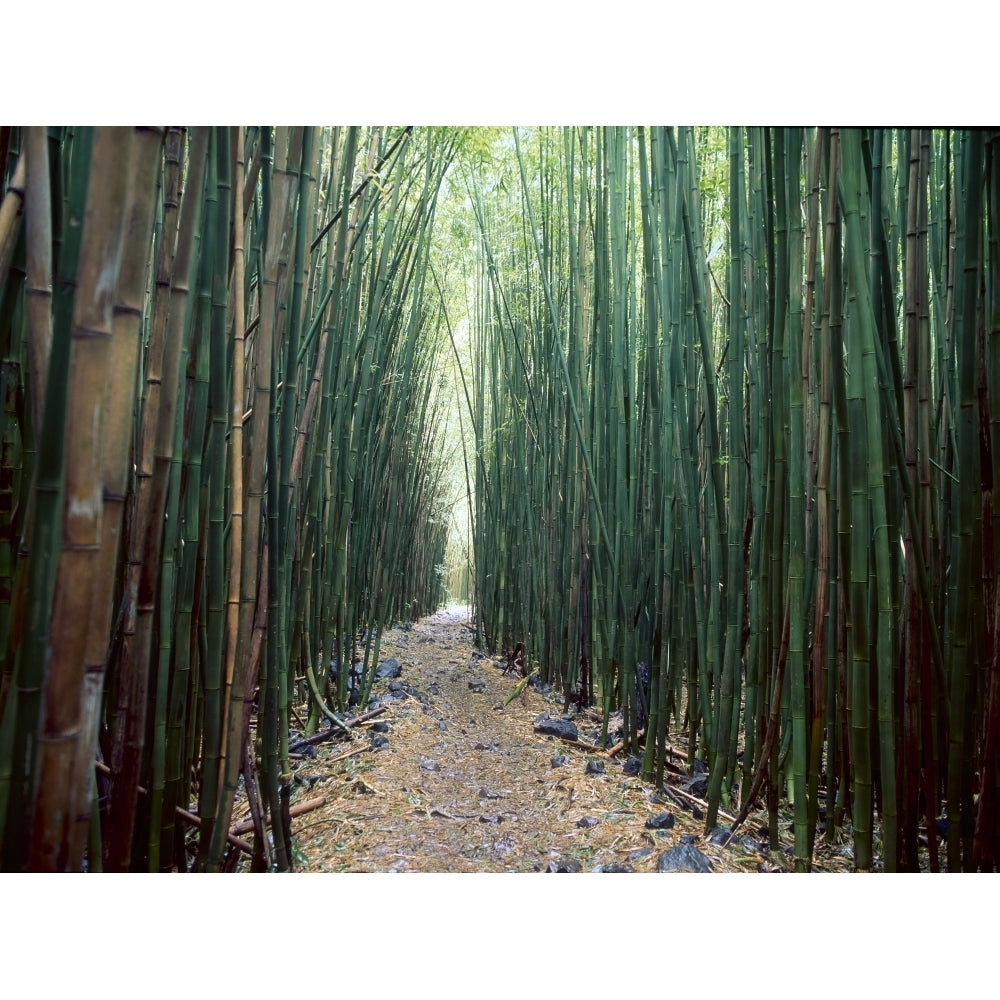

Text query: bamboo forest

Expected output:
[0,125,998,875]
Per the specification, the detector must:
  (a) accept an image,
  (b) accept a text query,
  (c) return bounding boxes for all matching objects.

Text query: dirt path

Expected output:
[261,606,824,873]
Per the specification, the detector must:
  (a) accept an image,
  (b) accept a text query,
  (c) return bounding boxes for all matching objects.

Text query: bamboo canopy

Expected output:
[0,126,998,872]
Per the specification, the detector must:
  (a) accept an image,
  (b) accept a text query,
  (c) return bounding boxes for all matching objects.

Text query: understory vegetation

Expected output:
[0,127,997,872]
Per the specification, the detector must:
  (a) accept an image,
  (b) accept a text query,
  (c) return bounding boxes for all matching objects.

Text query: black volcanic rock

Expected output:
[533,715,579,740]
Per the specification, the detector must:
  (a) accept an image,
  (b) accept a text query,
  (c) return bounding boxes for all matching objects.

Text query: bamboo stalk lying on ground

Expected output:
[230,795,328,838]
[287,706,387,753]
[94,762,251,856]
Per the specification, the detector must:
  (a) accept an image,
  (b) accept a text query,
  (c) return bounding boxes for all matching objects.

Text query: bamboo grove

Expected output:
[1,126,998,875]
[0,126,458,871]
[465,127,1000,872]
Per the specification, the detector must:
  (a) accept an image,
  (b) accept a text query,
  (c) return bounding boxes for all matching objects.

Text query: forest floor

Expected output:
[234,606,853,873]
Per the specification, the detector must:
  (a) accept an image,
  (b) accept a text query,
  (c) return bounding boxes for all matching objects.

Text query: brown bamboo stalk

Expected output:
[287,705,387,752]
[0,150,26,290]
[94,761,253,856]
[214,129,305,862]
[64,128,165,869]
[242,129,263,221]
[24,128,52,437]
[230,794,328,837]
[106,128,208,872]
[237,127,286,729]
[218,126,246,783]
[288,322,329,545]
[28,127,135,870]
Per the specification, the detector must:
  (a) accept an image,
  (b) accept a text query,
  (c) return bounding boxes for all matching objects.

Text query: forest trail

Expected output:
[256,607,829,873]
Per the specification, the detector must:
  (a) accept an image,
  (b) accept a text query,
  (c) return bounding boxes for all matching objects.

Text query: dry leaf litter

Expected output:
[232,606,853,873]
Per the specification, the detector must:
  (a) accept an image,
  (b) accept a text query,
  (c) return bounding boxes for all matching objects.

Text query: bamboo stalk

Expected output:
[23,129,52,438]
[94,761,252,857]
[229,795,327,837]
[106,128,208,872]
[0,151,25,293]
[0,128,93,870]
[34,128,163,872]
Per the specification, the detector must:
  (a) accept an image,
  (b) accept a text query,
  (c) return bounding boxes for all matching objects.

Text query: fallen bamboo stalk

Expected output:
[176,807,253,855]
[288,705,387,753]
[230,795,328,837]
[605,731,694,761]
[94,761,253,855]
[664,781,737,825]
[537,736,606,754]
[323,743,370,764]
[606,730,646,757]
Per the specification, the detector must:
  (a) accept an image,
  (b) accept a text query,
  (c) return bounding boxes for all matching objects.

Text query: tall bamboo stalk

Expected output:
[30,128,163,872]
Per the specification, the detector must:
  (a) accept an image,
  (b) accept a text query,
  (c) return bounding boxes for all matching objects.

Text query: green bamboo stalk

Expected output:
[780,128,810,869]
[945,129,984,871]
[839,127,898,870]
[811,128,839,856]
[138,124,185,866]
[259,126,304,872]
[900,128,931,870]
[709,126,750,831]
[151,131,210,871]
[207,129,256,867]
[0,127,92,870]
[195,125,233,865]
